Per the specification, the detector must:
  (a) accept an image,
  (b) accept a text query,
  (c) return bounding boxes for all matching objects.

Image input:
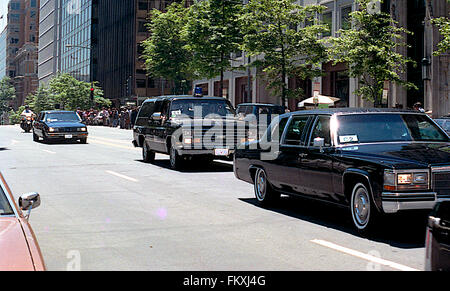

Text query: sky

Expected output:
[0,0,8,32]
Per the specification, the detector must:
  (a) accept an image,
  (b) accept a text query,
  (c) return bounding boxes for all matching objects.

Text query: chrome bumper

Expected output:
[382,192,450,213]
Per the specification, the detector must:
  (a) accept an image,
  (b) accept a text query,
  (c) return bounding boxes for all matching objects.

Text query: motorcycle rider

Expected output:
[20,105,35,132]
[20,105,35,118]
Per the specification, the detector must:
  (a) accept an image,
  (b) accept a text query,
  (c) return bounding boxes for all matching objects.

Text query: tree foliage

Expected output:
[142,2,193,94]
[184,0,244,96]
[241,0,328,106]
[26,74,109,113]
[326,0,417,105]
[432,16,450,56]
[0,76,16,114]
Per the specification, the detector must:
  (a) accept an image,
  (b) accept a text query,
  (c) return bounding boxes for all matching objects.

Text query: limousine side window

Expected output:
[135,101,155,126]
[309,116,331,147]
[283,115,310,146]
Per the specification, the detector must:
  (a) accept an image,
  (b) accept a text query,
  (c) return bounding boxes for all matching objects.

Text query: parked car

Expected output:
[434,116,450,135]
[33,110,88,144]
[133,95,246,169]
[234,108,450,233]
[425,200,450,271]
[236,103,285,140]
[0,172,45,271]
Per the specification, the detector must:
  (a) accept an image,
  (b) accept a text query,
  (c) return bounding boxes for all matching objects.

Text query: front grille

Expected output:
[432,167,450,199]
[186,125,248,149]
[58,127,78,132]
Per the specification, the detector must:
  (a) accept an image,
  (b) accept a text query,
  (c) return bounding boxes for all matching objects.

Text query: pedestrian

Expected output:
[413,102,425,113]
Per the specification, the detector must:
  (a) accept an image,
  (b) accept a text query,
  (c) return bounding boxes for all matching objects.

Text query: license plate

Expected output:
[65,135,73,139]
[214,149,229,156]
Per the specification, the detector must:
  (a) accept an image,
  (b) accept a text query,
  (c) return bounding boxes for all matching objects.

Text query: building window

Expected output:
[340,6,352,30]
[322,12,332,37]
[137,79,146,88]
[138,1,149,11]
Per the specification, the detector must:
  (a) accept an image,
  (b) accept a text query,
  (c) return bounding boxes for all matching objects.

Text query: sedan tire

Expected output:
[254,168,280,206]
[350,182,378,234]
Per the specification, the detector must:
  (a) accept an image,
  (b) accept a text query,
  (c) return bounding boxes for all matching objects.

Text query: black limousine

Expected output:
[234,108,450,233]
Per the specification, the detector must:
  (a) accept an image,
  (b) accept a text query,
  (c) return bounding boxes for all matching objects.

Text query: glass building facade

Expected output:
[0,28,7,79]
[59,0,93,82]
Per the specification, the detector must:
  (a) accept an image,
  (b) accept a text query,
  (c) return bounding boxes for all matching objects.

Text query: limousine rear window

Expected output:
[337,114,450,144]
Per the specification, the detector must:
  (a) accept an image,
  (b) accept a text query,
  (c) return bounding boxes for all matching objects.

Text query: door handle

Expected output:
[298,153,307,158]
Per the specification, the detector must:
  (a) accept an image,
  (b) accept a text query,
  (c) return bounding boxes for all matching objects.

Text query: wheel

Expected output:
[142,141,155,163]
[169,145,184,170]
[33,131,39,142]
[253,168,280,206]
[80,137,87,144]
[350,182,378,233]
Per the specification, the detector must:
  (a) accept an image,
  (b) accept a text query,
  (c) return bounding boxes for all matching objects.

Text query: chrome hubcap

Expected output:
[255,170,266,201]
[353,187,370,226]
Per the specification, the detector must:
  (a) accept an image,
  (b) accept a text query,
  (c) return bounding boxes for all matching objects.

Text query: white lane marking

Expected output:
[105,170,139,183]
[42,149,56,154]
[310,239,420,271]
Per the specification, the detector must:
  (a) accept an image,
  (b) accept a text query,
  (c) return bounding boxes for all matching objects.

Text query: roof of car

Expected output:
[142,95,229,102]
[42,110,76,113]
[283,107,424,118]
[237,103,284,107]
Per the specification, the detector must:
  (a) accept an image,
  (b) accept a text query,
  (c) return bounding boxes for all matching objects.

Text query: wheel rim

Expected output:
[352,184,370,228]
[255,169,267,201]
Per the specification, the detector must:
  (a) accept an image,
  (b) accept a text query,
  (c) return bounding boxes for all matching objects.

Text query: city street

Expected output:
[0,125,429,271]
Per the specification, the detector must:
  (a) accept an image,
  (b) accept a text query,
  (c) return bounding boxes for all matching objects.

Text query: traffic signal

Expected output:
[90,86,94,102]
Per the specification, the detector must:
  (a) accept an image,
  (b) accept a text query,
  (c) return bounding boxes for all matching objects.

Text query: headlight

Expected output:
[384,170,429,191]
[78,127,87,132]
[397,174,412,184]
[48,127,56,132]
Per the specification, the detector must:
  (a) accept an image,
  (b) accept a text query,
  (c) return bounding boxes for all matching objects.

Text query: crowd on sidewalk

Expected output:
[77,106,140,129]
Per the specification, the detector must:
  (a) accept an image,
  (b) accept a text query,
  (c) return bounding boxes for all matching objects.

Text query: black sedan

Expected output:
[234,108,450,233]
[32,110,88,143]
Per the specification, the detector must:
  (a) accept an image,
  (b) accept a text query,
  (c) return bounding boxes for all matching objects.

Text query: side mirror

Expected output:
[313,137,325,147]
[151,112,163,121]
[19,192,41,217]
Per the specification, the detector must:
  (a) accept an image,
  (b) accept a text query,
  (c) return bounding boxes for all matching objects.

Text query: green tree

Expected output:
[432,16,450,56]
[142,2,193,95]
[25,84,55,113]
[0,76,16,114]
[47,73,108,110]
[184,0,244,97]
[241,0,328,106]
[326,0,417,105]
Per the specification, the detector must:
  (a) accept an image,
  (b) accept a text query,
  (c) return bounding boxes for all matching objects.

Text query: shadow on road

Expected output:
[240,195,428,249]
[135,158,234,173]
[0,147,9,151]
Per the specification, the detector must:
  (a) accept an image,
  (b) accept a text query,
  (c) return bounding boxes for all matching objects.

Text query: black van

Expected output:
[132,95,247,169]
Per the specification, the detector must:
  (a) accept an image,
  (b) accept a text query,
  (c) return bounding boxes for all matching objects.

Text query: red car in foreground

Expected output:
[0,172,46,271]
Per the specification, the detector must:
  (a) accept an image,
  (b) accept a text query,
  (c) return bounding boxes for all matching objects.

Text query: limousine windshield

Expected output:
[337,113,449,144]
[170,99,235,118]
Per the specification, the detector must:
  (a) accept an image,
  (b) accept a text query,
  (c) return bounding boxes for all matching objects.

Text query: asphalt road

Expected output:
[0,125,429,271]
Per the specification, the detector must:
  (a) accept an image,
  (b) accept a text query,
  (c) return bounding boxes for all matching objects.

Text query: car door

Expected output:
[265,115,313,194]
[301,115,337,201]
[151,99,170,153]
